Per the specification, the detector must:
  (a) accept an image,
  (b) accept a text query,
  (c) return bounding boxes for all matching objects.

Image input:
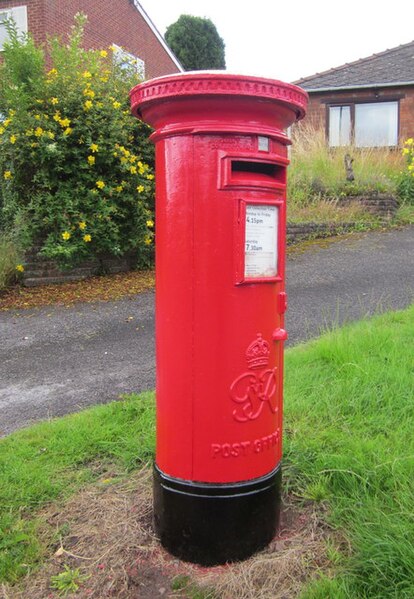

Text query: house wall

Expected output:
[302,86,414,143]
[0,0,180,78]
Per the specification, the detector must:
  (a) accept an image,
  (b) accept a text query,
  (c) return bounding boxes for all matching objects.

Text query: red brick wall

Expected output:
[302,86,414,144]
[399,88,414,141]
[1,0,180,78]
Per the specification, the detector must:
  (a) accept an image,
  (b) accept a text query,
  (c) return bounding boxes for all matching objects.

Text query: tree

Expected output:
[165,15,225,71]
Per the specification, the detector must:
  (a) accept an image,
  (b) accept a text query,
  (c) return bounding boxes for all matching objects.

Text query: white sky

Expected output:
[140,0,414,83]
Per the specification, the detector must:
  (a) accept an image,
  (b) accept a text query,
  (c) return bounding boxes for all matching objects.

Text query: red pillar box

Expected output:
[130,73,307,566]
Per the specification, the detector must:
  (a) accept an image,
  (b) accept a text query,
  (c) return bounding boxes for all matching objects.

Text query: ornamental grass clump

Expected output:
[0,14,155,269]
[288,123,404,207]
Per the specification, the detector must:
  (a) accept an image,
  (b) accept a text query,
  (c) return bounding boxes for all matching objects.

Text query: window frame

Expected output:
[326,97,401,148]
[0,5,28,52]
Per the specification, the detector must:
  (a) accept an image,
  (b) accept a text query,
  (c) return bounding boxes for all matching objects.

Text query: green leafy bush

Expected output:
[0,233,22,291]
[0,14,155,269]
[397,137,414,204]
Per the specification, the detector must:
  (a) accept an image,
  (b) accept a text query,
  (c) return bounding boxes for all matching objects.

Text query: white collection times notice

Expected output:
[244,204,278,278]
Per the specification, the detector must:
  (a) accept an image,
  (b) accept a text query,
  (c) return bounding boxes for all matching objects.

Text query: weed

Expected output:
[171,574,217,598]
[50,564,89,596]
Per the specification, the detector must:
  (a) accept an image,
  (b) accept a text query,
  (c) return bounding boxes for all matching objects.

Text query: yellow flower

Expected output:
[109,45,117,52]
[82,70,92,79]
[16,264,25,273]
[130,165,137,174]
[10,135,17,144]
[83,88,95,98]
[96,180,105,189]
[146,174,154,180]
[47,131,55,139]
[112,101,121,109]
[84,100,93,111]
[62,231,71,241]
[137,185,145,193]
[144,236,153,245]
[79,221,87,230]
[34,115,41,120]
[83,234,92,242]
[115,185,123,192]
[100,76,108,83]
[53,112,61,122]
[0,127,4,135]
[405,138,414,146]
[63,127,73,136]
[50,97,59,105]
[48,68,58,76]
[3,119,11,127]
[90,143,99,153]
[146,219,154,228]
[8,110,16,117]
[87,155,95,165]
[100,50,108,58]
[59,118,71,128]
[4,171,12,180]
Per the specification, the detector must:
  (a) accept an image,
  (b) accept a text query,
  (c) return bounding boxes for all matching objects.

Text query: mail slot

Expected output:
[130,72,307,566]
[231,159,286,183]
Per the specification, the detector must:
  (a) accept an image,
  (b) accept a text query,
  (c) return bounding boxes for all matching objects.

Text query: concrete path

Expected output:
[1,226,413,435]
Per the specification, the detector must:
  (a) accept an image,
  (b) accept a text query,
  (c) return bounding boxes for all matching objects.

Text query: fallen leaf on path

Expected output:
[0,270,155,312]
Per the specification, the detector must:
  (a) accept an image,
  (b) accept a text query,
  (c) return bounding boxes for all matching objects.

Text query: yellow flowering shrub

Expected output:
[0,14,155,268]
[398,138,414,204]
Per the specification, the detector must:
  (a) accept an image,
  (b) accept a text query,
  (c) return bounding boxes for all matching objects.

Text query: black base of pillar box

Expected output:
[153,463,281,566]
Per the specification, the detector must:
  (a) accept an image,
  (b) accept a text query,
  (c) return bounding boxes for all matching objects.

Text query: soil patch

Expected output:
[1,466,335,599]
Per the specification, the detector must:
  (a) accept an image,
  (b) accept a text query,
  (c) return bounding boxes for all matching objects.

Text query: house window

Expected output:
[328,101,399,147]
[0,6,28,51]
[112,44,145,79]
[329,106,351,146]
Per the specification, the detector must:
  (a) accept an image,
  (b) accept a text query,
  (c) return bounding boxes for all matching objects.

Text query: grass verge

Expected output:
[0,392,155,583]
[285,304,414,598]
[1,305,414,597]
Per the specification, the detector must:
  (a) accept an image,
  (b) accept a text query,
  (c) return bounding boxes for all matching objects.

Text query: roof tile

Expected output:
[294,40,414,90]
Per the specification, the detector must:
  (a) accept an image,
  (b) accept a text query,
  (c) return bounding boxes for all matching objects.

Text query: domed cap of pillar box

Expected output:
[130,71,308,141]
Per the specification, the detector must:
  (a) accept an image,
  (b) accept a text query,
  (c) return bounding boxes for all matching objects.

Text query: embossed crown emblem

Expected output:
[246,334,270,369]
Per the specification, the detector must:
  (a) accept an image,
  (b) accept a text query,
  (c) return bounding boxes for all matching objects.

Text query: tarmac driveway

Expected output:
[1,226,413,436]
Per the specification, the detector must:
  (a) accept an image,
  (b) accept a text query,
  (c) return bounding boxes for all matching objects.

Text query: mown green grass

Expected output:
[285,305,414,598]
[0,392,155,582]
[1,306,414,597]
